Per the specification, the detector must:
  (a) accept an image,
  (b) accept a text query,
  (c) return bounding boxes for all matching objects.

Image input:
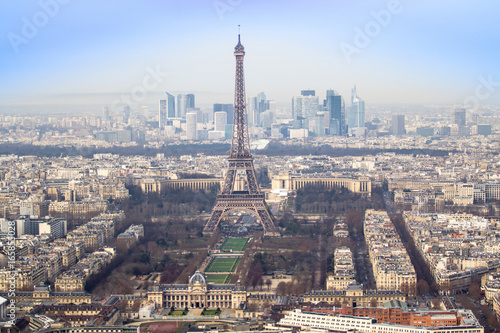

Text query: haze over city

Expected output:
[1,0,500,113]
[4,1,500,332]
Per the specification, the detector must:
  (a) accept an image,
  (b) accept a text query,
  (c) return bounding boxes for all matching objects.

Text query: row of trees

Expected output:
[261,141,451,157]
[294,184,385,216]
[0,141,452,159]
[124,184,219,217]
[390,214,439,295]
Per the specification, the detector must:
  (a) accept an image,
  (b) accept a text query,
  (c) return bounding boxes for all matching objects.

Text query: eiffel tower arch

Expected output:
[203,34,280,237]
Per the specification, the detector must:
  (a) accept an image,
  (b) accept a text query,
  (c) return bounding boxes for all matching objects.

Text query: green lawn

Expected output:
[220,238,249,251]
[205,257,240,272]
[205,273,231,284]
[201,309,221,316]
[169,310,187,316]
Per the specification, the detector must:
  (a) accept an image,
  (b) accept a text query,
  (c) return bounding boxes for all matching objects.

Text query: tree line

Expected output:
[0,142,453,158]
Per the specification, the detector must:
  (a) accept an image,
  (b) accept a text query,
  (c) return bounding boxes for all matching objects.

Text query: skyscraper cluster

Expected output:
[290,86,364,137]
[159,92,203,139]
[247,92,277,129]
[155,86,369,141]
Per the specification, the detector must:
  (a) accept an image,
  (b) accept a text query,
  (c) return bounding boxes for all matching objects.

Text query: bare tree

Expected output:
[276,282,286,295]
[417,279,430,296]
[265,279,272,291]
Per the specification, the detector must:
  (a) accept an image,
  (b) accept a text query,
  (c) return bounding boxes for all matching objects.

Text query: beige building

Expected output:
[304,283,406,307]
[326,246,355,291]
[140,178,223,194]
[148,271,247,310]
[272,173,371,196]
[0,261,46,291]
[140,173,371,197]
[0,285,91,304]
[326,275,356,291]
[388,179,455,200]
[54,271,85,292]
[364,210,417,295]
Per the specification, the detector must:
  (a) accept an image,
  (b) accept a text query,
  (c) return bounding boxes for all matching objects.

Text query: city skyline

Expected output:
[1,0,500,110]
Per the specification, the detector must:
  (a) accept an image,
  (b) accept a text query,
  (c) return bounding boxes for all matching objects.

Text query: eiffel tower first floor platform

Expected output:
[203,193,280,237]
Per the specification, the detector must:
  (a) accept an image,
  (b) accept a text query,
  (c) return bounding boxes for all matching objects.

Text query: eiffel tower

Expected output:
[203,34,279,237]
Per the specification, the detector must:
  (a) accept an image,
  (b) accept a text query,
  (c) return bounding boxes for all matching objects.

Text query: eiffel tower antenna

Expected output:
[203,33,279,237]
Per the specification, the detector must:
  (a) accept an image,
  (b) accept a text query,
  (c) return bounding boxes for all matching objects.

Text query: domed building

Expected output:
[148,271,247,310]
[189,271,207,286]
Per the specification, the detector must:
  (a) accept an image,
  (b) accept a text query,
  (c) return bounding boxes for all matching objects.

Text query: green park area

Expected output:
[205,273,231,284]
[201,309,221,316]
[205,257,240,272]
[220,238,249,251]
[168,309,188,316]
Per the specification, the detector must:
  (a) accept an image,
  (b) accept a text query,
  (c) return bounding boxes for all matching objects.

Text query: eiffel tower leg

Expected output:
[256,206,280,237]
[203,205,224,236]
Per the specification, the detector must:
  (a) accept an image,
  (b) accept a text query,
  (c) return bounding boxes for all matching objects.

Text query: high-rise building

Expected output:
[256,92,267,114]
[325,90,344,136]
[348,86,365,131]
[123,106,131,124]
[159,100,166,129]
[392,115,405,136]
[187,108,203,123]
[247,97,258,126]
[186,112,197,140]
[214,104,234,124]
[452,107,466,126]
[186,94,195,109]
[315,112,327,137]
[166,92,175,118]
[214,111,227,131]
[292,94,319,130]
[291,96,303,122]
[102,106,110,122]
[177,94,188,118]
[159,92,175,129]
[261,110,274,129]
[301,90,315,96]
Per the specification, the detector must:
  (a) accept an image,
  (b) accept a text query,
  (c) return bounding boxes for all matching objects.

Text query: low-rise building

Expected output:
[147,271,247,310]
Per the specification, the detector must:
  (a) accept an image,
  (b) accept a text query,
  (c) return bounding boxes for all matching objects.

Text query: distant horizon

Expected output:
[2,1,499,110]
[0,91,497,112]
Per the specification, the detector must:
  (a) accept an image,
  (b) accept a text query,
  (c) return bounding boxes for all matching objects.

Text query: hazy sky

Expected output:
[1,0,500,109]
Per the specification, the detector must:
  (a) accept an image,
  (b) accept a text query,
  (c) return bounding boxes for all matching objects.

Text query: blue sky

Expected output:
[1,0,499,109]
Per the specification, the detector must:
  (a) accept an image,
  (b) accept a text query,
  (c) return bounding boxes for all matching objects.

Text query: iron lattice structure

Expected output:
[203,35,279,237]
